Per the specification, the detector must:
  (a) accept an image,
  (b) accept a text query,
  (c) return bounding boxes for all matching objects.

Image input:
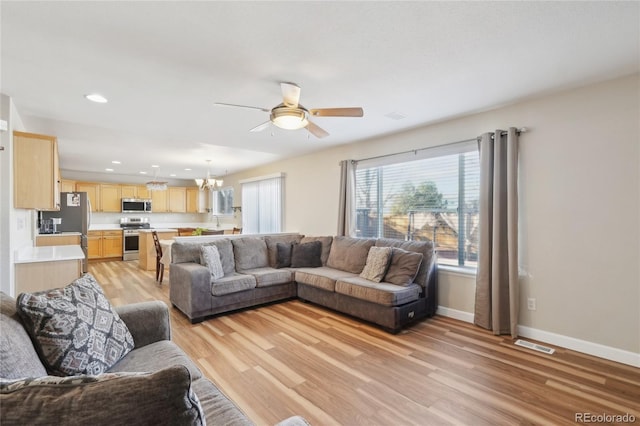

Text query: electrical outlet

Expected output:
[527,298,536,311]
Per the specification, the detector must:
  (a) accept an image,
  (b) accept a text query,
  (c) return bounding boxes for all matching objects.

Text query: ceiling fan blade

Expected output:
[309,107,364,117]
[214,102,270,113]
[250,121,271,132]
[281,82,301,108]
[305,120,329,138]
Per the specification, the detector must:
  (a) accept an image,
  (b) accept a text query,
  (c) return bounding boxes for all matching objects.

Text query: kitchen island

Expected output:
[14,245,85,294]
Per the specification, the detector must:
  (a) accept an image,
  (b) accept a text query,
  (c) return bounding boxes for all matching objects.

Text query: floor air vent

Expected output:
[515,339,555,354]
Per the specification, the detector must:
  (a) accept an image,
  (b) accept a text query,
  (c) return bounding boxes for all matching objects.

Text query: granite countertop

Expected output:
[15,245,85,264]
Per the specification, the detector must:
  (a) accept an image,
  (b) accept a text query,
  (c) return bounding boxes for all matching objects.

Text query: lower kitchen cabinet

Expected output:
[138,229,177,271]
[88,230,123,260]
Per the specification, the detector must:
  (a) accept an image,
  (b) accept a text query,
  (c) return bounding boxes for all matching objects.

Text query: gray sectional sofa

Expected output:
[169,234,437,333]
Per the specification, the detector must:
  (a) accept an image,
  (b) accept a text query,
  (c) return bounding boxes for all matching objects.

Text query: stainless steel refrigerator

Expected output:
[41,192,90,273]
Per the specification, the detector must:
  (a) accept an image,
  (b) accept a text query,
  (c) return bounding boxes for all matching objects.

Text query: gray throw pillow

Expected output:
[383,248,424,286]
[16,273,135,376]
[290,241,322,268]
[276,242,293,268]
[0,365,205,426]
[200,245,224,280]
[359,246,393,282]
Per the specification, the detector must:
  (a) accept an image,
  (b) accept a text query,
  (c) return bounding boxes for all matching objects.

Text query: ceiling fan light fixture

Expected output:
[271,107,308,130]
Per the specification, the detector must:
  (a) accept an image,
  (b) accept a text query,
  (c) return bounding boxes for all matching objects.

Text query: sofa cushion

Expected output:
[200,245,224,280]
[191,376,253,426]
[326,236,376,274]
[212,273,257,296]
[291,241,323,268]
[335,277,421,307]
[295,267,358,292]
[300,236,333,266]
[0,292,48,379]
[16,273,135,376]
[384,248,423,286]
[359,246,393,283]
[108,340,203,380]
[276,242,293,268]
[240,267,294,288]
[264,234,304,268]
[0,365,205,426]
[232,237,269,271]
[375,238,435,288]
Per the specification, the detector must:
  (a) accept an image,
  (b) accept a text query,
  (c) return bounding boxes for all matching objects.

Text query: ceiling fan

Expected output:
[214,82,363,138]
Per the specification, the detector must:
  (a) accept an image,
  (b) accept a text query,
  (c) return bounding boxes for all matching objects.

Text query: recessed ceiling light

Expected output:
[151,165,159,168]
[184,168,191,171]
[105,168,114,172]
[111,160,121,164]
[139,171,147,175]
[169,174,176,177]
[85,93,108,103]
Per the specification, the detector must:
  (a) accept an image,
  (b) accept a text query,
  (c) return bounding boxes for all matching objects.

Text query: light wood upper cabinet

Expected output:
[60,179,76,193]
[13,131,60,210]
[186,188,199,213]
[100,184,121,212]
[120,185,137,199]
[137,185,151,199]
[168,187,186,213]
[75,182,100,212]
[151,189,168,213]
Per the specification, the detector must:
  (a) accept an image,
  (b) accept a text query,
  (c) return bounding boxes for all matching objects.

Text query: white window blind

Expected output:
[354,141,480,267]
[241,174,283,234]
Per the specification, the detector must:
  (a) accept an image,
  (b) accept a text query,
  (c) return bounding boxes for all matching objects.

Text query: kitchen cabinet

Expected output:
[187,188,208,213]
[168,187,187,213]
[88,230,123,260]
[76,182,100,212]
[14,246,84,294]
[121,185,151,199]
[35,234,81,247]
[100,184,122,212]
[60,179,76,193]
[13,131,60,210]
[151,190,168,213]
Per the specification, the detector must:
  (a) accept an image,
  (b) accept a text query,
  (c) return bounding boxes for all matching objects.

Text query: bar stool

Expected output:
[152,230,164,283]
[232,227,242,234]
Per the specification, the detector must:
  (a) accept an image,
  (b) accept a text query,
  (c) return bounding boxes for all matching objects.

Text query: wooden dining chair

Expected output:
[201,229,224,235]
[232,227,242,234]
[151,230,164,284]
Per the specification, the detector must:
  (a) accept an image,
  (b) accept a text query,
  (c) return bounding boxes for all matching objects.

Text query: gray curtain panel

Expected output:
[474,128,519,338]
[337,159,356,236]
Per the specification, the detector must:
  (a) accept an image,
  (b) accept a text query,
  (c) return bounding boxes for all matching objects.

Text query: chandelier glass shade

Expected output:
[146,167,167,191]
[195,161,224,190]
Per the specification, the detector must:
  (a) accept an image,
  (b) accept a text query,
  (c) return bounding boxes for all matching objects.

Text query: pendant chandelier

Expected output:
[146,165,167,191]
[194,160,224,190]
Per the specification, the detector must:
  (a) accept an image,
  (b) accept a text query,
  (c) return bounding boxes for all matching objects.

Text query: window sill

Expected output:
[438,264,477,277]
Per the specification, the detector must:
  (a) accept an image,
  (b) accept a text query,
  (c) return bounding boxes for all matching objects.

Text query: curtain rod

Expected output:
[353,127,528,164]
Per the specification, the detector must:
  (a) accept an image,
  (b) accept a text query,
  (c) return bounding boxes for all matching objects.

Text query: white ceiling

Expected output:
[2,1,638,181]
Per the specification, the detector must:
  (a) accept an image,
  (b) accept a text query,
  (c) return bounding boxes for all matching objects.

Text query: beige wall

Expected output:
[225,74,639,355]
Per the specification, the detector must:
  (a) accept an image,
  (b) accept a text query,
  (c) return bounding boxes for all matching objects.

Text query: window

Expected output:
[211,187,234,215]
[354,141,479,267]
[241,173,284,234]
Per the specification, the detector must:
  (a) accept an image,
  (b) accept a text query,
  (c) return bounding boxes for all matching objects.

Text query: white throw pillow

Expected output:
[200,245,224,280]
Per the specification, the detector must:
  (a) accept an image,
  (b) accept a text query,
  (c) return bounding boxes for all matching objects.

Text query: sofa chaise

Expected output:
[169,234,437,333]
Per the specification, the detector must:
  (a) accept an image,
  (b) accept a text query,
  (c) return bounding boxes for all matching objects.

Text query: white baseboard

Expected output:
[436,306,474,323]
[435,306,639,368]
[517,325,640,368]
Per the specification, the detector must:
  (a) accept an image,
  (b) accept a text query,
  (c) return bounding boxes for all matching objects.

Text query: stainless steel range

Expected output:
[120,217,150,261]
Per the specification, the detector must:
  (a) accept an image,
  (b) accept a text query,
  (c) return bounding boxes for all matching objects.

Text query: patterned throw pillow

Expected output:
[16,274,135,376]
[359,246,393,282]
[200,245,224,280]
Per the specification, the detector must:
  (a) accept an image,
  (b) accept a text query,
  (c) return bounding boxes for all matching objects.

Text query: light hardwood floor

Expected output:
[91,261,640,426]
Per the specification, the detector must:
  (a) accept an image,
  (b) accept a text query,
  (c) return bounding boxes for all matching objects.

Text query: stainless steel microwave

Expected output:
[121,198,152,213]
